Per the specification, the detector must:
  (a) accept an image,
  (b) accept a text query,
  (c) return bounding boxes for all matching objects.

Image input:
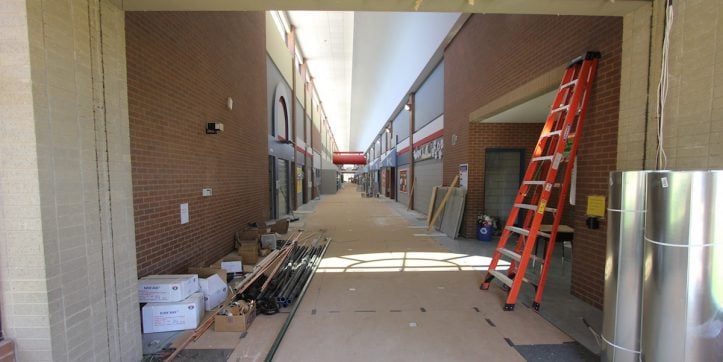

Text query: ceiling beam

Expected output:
[123,0,650,17]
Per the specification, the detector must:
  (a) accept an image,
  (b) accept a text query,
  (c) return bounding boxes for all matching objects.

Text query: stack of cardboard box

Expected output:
[138,274,203,333]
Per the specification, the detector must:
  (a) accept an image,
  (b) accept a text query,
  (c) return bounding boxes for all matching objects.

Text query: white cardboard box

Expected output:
[221,260,243,273]
[142,292,204,333]
[199,274,228,311]
[138,274,200,303]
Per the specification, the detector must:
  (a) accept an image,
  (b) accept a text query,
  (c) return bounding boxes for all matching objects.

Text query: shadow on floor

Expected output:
[384,197,604,357]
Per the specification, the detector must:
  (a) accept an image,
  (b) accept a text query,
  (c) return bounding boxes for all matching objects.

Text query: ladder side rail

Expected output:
[533,59,599,309]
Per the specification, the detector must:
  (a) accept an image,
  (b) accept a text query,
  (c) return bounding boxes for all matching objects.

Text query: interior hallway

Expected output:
[265,184,595,361]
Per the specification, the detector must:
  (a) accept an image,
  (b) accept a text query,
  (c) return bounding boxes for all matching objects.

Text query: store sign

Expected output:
[413,138,443,161]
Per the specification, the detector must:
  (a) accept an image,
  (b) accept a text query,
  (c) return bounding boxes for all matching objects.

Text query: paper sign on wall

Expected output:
[586,195,606,217]
[459,164,469,190]
[180,203,189,224]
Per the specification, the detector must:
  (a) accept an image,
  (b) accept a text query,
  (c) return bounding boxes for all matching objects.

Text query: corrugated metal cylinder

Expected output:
[602,171,647,361]
[642,171,723,362]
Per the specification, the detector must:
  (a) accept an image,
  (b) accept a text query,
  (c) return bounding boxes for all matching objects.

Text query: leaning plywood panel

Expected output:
[440,188,466,239]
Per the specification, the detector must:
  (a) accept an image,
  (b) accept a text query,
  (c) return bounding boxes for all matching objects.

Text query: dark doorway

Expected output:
[484,149,524,225]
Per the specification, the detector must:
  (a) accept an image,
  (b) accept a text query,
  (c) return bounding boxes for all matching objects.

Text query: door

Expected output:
[269,156,276,219]
[277,159,289,217]
[484,149,524,225]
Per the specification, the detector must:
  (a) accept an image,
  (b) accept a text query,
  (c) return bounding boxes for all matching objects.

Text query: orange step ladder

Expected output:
[480,52,600,311]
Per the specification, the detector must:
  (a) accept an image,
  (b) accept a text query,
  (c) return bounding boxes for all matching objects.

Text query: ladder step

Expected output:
[542,130,562,138]
[522,181,562,188]
[505,226,551,239]
[532,155,554,162]
[488,270,513,288]
[497,247,545,264]
[488,269,536,288]
[551,105,570,113]
[561,80,578,88]
[514,203,557,214]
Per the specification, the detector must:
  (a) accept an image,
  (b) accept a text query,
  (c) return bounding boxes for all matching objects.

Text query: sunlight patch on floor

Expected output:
[317,251,510,273]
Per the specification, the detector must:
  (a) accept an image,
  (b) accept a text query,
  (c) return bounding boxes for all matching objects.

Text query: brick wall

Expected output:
[312,125,322,151]
[464,123,543,237]
[0,340,14,362]
[126,12,268,277]
[445,14,622,308]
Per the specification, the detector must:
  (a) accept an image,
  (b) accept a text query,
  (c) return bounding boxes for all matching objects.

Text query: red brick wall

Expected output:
[312,125,321,152]
[0,340,15,362]
[126,12,268,277]
[444,14,622,308]
[464,123,543,236]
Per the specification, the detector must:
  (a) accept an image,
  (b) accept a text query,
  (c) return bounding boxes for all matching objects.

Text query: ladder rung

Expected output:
[542,130,562,138]
[497,248,545,264]
[505,226,551,239]
[488,270,513,288]
[488,269,536,288]
[532,156,554,162]
[514,203,557,214]
[551,105,570,113]
[523,180,545,186]
[561,80,578,88]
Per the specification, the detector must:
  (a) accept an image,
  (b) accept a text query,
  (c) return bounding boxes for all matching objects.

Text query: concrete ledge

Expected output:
[469,65,564,123]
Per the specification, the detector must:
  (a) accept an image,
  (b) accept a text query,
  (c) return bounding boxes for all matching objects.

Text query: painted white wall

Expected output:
[349,12,460,151]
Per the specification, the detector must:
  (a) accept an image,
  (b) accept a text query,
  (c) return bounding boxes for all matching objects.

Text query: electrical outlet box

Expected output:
[202,188,212,197]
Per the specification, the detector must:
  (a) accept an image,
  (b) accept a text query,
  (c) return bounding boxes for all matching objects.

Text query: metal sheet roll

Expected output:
[602,171,648,361]
[642,171,723,362]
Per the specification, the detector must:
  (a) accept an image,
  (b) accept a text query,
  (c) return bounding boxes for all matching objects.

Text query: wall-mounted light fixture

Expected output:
[206,122,224,134]
[404,95,413,111]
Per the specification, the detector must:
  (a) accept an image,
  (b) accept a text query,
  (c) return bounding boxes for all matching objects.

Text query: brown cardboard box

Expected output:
[238,228,260,241]
[188,267,227,281]
[237,242,259,265]
[214,304,256,332]
[269,218,289,234]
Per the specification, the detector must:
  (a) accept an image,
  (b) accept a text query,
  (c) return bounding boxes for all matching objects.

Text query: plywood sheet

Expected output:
[440,187,466,239]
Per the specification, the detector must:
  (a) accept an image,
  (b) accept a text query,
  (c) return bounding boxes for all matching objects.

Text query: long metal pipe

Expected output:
[602,171,648,361]
[265,238,330,362]
[642,171,723,362]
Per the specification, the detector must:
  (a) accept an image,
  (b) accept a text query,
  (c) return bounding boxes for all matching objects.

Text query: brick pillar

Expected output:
[0,0,141,360]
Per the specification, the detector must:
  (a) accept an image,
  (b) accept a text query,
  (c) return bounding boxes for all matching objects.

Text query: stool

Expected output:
[534,224,574,262]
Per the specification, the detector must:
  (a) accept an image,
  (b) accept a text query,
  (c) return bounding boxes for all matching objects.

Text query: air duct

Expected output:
[642,171,723,362]
[602,171,648,361]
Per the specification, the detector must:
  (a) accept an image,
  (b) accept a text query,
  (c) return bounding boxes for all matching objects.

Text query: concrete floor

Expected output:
[268,184,600,361]
[167,183,602,361]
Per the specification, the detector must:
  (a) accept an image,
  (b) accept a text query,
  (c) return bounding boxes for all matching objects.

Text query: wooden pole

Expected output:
[428,175,459,231]
[406,178,416,210]
[426,186,438,225]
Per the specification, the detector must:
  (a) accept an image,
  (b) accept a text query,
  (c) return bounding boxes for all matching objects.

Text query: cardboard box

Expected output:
[238,228,260,242]
[214,303,256,332]
[212,255,243,273]
[199,274,228,311]
[142,292,204,333]
[237,243,259,265]
[270,218,289,234]
[188,267,226,282]
[138,274,199,303]
[260,233,278,250]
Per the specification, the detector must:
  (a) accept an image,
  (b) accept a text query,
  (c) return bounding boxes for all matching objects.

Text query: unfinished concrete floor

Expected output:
[260,184,595,362]
[166,184,600,361]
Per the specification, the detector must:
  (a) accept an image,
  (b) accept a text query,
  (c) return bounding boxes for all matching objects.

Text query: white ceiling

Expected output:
[349,12,461,151]
[287,11,354,150]
[481,90,557,123]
